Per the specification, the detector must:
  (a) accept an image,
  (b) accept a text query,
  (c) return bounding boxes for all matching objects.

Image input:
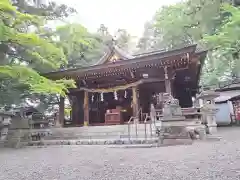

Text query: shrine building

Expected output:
[44,44,207,126]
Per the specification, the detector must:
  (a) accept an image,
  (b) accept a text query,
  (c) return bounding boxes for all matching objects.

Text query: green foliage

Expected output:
[138,0,240,86]
[97,24,133,51]
[52,23,134,69]
[0,78,28,105]
[0,65,74,96]
[0,0,76,107]
[114,29,132,50]
[201,3,240,84]
[64,108,71,117]
[53,23,104,68]
[12,0,76,20]
[153,2,193,48]
[0,0,133,111]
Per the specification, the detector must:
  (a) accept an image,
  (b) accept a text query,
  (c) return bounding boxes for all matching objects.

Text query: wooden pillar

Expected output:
[58,96,65,127]
[83,91,89,126]
[164,66,172,94]
[70,96,77,125]
[132,86,139,118]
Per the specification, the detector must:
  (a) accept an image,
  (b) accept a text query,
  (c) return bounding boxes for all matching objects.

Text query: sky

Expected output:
[54,0,180,38]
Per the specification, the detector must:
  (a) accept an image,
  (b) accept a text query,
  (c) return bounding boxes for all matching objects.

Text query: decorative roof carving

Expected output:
[94,44,134,65]
[44,44,202,79]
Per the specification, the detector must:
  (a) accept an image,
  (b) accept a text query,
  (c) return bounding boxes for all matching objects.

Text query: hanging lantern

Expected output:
[114,91,118,100]
[91,93,94,102]
[101,93,104,101]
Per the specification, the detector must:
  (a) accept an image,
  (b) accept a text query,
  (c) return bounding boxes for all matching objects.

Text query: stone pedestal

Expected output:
[4,116,30,148]
[0,113,13,147]
[1,127,9,141]
[205,110,218,134]
[5,129,30,148]
[0,117,11,140]
[196,91,220,135]
[155,93,204,144]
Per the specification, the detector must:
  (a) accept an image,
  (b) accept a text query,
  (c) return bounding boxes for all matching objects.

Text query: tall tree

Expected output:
[0,0,77,107]
[11,0,76,19]
[114,28,131,51]
[137,22,156,52]
[97,24,112,46]
[54,23,104,68]
[138,0,240,86]
[202,3,240,82]
[97,24,133,51]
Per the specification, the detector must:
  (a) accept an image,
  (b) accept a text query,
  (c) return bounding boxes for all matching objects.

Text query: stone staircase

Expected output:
[27,123,158,146]
[28,123,197,146]
[44,123,156,141]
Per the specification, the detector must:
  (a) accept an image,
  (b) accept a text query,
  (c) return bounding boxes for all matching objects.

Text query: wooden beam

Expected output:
[58,96,65,127]
[132,86,139,120]
[83,91,89,126]
[68,78,167,94]
[164,66,172,94]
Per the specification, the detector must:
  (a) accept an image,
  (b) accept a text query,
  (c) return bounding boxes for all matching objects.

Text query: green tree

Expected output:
[114,28,131,51]
[97,24,133,51]
[137,22,156,52]
[202,4,240,83]
[54,23,105,68]
[0,0,76,107]
[138,0,240,86]
[11,0,76,19]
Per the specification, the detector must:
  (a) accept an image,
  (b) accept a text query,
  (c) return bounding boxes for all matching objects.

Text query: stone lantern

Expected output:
[196,91,220,134]
[0,111,14,147]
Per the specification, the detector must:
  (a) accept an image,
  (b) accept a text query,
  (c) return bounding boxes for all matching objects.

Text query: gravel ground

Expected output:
[1,127,240,180]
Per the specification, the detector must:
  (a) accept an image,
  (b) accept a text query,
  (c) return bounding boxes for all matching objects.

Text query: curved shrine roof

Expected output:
[44,44,206,79]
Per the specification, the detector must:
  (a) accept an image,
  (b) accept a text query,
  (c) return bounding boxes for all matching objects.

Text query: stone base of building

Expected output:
[0,122,217,148]
[27,138,194,147]
[26,123,209,147]
[26,135,220,147]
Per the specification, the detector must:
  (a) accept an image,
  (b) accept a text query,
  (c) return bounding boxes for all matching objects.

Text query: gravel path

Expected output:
[1,127,240,180]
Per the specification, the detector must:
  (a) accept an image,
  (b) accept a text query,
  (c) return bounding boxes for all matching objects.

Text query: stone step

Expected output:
[28,137,193,147]
[50,125,155,134]
[48,129,155,135]
[43,124,157,141]
[28,138,159,146]
[45,133,157,140]
[52,124,155,132]
[205,134,222,141]
[50,131,126,136]
[62,125,129,131]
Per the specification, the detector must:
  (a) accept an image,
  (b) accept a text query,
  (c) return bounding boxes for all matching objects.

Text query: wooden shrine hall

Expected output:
[45,44,207,126]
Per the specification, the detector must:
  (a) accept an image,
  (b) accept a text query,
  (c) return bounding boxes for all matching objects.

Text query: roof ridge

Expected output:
[134,44,198,57]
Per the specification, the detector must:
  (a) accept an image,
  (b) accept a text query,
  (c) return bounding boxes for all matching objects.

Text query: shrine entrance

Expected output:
[88,89,133,125]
